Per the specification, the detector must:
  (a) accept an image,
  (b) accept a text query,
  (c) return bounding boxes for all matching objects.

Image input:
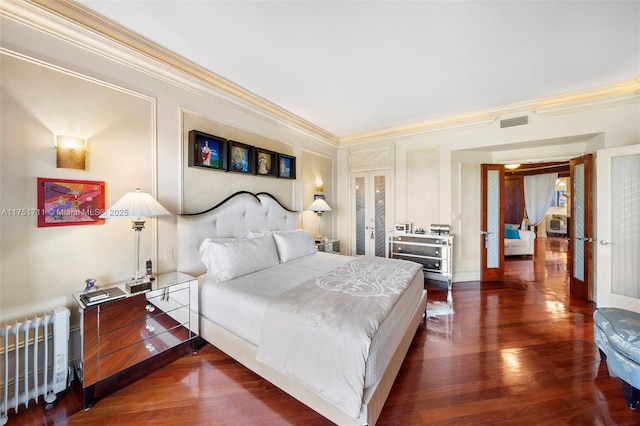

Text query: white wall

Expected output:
[0,53,155,321]
[0,8,337,329]
[337,102,639,282]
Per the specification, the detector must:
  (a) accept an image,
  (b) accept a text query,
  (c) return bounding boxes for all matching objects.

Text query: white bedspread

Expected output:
[256,256,422,418]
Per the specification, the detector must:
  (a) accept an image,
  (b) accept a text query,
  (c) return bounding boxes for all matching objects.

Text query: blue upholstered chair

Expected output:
[594,308,640,409]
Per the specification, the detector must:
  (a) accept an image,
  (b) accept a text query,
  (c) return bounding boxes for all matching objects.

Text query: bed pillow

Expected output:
[505,228,520,239]
[272,229,317,262]
[199,237,242,276]
[199,235,280,281]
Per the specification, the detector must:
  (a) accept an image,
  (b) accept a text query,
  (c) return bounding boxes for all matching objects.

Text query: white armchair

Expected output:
[504,229,536,256]
[546,214,568,236]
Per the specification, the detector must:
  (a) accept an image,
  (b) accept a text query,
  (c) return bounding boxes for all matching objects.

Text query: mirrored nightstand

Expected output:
[316,239,340,254]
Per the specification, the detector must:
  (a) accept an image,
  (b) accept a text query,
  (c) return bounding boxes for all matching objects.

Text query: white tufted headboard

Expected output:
[176,191,300,277]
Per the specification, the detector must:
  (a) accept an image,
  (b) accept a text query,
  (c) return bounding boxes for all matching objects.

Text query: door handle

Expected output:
[599,240,616,246]
[576,237,593,243]
[480,230,492,248]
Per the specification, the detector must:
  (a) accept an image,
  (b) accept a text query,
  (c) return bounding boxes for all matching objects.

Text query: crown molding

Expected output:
[532,79,640,117]
[340,78,640,144]
[340,115,499,146]
[4,0,339,145]
[4,1,639,147]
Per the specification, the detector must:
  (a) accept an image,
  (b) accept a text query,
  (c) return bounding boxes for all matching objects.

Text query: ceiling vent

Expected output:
[500,115,529,128]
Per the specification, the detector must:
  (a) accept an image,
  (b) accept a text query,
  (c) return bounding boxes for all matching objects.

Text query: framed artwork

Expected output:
[255,148,278,177]
[278,154,296,179]
[37,178,106,227]
[188,130,226,171]
[227,140,255,174]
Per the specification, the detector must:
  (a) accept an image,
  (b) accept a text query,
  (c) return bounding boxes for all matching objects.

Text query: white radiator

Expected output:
[0,307,70,425]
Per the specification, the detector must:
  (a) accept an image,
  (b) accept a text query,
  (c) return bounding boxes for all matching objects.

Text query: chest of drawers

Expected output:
[388,232,454,284]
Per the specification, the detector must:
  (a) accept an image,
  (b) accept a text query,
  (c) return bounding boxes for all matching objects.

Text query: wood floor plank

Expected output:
[8,236,640,425]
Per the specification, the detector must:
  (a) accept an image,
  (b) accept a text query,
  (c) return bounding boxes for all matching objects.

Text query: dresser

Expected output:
[74,272,198,408]
[388,232,454,285]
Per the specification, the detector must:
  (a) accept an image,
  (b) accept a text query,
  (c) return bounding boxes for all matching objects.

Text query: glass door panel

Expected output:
[355,176,366,255]
[374,175,387,257]
[351,171,390,257]
[569,154,593,300]
[480,164,504,281]
[596,145,640,310]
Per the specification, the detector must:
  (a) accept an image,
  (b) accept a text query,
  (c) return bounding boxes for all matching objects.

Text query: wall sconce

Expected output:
[55,135,87,170]
[315,179,324,193]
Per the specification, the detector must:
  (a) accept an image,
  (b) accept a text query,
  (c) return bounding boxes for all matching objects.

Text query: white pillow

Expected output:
[199,237,240,276]
[199,235,279,281]
[272,229,317,262]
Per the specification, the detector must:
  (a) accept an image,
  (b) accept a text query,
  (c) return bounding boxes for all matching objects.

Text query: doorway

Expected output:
[481,160,591,300]
[504,236,570,303]
[351,170,391,257]
[498,156,595,302]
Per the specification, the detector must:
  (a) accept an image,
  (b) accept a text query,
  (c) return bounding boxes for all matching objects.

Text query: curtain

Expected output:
[524,173,558,225]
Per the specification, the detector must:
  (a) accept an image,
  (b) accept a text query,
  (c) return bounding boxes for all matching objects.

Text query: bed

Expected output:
[176,191,427,425]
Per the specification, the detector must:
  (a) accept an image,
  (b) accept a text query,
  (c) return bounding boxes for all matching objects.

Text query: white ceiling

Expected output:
[76,1,639,139]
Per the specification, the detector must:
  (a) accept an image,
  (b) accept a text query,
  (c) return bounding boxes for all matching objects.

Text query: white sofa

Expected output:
[504,229,536,256]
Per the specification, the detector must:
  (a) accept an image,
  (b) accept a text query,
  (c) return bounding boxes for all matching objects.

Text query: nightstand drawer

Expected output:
[98,288,190,334]
[98,326,192,378]
[97,295,151,333]
[98,305,190,355]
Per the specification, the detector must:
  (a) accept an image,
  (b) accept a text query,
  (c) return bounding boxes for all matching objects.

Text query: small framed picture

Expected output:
[227,140,255,174]
[188,130,226,171]
[255,148,278,177]
[37,178,106,227]
[278,154,296,179]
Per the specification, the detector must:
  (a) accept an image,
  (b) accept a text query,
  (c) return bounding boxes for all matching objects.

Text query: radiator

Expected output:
[0,307,70,425]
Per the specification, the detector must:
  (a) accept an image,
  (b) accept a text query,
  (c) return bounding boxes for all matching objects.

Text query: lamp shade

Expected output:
[100,188,171,219]
[308,198,332,213]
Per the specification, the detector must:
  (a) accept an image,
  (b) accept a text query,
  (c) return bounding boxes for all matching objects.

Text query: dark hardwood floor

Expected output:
[10,236,640,425]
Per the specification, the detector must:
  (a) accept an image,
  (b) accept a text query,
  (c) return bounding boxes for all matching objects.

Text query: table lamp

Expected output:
[100,188,171,284]
[307,196,332,242]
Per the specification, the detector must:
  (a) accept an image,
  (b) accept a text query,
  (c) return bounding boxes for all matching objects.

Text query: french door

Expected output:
[569,154,594,300]
[351,171,390,257]
[595,144,640,309]
[480,164,505,281]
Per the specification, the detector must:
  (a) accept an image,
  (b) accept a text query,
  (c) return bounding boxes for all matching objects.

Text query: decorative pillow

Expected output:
[505,223,520,231]
[199,235,279,281]
[505,228,520,239]
[272,229,317,262]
